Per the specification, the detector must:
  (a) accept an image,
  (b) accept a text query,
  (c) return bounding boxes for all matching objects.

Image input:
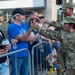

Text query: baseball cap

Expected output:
[38,14,44,18]
[12,8,26,17]
[61,3,74,10]
[63,16,75,24]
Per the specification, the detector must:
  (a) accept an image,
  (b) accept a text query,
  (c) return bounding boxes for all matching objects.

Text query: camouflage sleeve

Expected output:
[55,24,64,31]
[35,26,61,41]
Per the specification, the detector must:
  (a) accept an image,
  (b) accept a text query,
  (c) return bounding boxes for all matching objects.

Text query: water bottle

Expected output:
[13,43,18,49]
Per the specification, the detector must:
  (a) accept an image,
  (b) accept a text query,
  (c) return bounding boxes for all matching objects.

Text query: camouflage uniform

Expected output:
[35,17,75,75]
[58,3,75,74]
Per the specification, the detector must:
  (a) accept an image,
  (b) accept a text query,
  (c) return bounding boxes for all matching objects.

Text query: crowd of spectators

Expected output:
[1,3,74,74]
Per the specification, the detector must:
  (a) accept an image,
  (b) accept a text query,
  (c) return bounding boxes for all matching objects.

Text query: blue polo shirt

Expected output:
[7,22,28,57]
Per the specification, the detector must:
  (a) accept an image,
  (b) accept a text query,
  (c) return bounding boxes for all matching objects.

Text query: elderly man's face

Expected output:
[18,14,26,22]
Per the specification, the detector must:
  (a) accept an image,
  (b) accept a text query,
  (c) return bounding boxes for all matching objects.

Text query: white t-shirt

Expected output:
[48,48,57,64]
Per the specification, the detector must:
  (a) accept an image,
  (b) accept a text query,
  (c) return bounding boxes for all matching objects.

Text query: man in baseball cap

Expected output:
[12,8,27,18]
[8,8,34,75]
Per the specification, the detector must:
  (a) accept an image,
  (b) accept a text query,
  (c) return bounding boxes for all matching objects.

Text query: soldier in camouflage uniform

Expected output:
[47,8,75,73]
[61,2,74,18]
[30,16,75,75]
[49,3,75,75]
[56,3,75,74]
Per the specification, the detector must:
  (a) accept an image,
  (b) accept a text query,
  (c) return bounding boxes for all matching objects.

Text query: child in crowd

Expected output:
[47,40,60,71]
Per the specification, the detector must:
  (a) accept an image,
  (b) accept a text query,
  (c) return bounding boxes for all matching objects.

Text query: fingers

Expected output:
[5,44,11,50]
[30,21,33,26]
[0,49,6,54]
[11,39,18,44]
[0,44,11,54]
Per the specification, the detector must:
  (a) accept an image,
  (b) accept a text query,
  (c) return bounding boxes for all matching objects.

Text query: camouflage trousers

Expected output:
[57,68,65,75]
[57,52,66,75]
[66,69,75,75]
[57,53,66,69]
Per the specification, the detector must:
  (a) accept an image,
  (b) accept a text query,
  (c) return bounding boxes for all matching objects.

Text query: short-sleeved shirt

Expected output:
[0,22,8,38]
[8,22,29,57]
[0,22,8,63]
[0,29,7,63]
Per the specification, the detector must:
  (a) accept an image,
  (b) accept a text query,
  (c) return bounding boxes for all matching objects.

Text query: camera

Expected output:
[0,30,9,49]
[0,39,10,49]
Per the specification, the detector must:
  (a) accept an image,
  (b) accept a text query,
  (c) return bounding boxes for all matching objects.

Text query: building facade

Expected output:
[0,0,57,22]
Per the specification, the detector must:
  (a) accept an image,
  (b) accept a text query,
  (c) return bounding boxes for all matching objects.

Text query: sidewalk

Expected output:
[36,71,57,75]
[46,71,57,75]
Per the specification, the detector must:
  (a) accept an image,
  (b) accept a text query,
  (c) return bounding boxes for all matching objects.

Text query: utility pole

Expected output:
[61,0,66,21]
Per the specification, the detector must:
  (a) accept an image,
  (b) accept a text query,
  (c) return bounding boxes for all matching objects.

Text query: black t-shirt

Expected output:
[0,30,7,63]
[0,57,7,63]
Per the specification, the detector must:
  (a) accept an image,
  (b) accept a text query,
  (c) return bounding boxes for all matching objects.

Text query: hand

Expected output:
[29,21,35,30]
[0,49,6,54]
[30,18,39,30]
[44,21,50,25]
[5,44,11,51]
[45,54,50,61]
[11,39,18,44]
[42,25,46,30]
[47,39,51,44]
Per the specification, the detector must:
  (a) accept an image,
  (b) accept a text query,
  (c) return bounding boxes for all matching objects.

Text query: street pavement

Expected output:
[46,71,57,75]
[36,71,57,75]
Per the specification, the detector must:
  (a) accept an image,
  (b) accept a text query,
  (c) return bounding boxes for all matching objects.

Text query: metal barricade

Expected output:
[0,48,31,75]
[31,41,55,75]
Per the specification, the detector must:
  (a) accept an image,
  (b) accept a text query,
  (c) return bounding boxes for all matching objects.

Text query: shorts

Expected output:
[0,61,9,75]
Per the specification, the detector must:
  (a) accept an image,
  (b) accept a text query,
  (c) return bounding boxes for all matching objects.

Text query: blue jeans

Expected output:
[0,61,9,75]
[10,56,29,75]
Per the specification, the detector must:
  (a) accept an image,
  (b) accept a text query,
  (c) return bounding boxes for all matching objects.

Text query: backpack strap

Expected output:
[0,30,5,43]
